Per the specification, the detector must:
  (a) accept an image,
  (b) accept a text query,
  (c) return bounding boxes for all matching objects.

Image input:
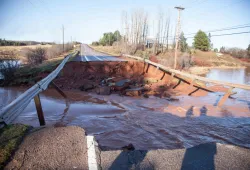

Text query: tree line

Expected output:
[0,39,56,46]
[92,30,122,46]
[92,9,250,59]
[219,45,250,59]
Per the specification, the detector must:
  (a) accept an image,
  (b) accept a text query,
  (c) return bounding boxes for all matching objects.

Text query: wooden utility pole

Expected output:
[62,25,64,52]
[174,6,185,69]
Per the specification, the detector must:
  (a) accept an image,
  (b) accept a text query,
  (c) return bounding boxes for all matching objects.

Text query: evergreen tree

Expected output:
[247,44,250,56]
[193,30,210,51]
[208,33,213,50]
[179,32,188,52]
[114,30,121,42]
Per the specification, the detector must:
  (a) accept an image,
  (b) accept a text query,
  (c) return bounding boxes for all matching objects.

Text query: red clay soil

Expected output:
[50,61,222,98]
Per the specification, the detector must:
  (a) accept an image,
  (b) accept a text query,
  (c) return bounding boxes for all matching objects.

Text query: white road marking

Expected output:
[85,55,89,62]
[101,56,109,61]
[94,56,103,61]
[87,136,98,170]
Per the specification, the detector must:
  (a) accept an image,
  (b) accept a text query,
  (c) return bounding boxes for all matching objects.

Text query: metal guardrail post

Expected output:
[34,94,45,126]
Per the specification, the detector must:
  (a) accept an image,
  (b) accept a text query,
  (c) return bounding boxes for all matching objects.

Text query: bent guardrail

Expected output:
[0,51,77,124]
[123,54,250,106]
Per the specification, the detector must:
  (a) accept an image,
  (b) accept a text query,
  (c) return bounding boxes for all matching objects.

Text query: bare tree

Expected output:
[155,9,171,54]
[121,9,149,54]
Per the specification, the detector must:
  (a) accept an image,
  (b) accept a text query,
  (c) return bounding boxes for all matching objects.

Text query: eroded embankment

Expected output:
[53,61,217,98]
[2,60,250,151]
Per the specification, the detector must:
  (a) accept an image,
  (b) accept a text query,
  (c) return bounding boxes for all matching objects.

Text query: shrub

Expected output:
[46,44,73,59]
[220,47,248,59]
[178,54,194,69]
[64,43,74,52]
[193,57,211,67]
[27,47,47,65]
[92,41,100,46]
[157,52,194,69]
[0,56,20,86]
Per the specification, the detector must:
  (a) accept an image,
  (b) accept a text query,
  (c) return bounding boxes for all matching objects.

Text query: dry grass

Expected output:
[193,50,244,67]
[0,45,52,51]
[10,50,77,86]
[0,45,52,62]
[89,45,247,69]
[90,45,121,56]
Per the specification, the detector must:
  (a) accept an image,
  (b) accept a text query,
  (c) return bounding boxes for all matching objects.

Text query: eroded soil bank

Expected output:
[51,61,220,98]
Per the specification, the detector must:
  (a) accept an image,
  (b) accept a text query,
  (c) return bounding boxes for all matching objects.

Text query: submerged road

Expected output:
[73,44,125,62]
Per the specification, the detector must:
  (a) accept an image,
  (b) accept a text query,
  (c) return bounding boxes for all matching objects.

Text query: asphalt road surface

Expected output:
[73,44,125,62]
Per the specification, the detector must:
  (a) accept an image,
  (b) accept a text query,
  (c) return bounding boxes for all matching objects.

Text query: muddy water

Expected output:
[1,68,250,150]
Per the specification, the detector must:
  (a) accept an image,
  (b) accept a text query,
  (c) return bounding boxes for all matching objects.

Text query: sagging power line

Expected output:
[170,30,250,41]
[185,25,250,36]
[157,23,250,40]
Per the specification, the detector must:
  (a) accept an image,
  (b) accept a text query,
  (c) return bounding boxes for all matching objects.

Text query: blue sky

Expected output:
[0,0,250,49]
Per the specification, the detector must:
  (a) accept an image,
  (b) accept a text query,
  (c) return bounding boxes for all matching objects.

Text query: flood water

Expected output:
[0,67,250,150]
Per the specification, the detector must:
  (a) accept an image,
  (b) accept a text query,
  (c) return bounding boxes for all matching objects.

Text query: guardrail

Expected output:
[0,51,78,125]
[123,54,250,106]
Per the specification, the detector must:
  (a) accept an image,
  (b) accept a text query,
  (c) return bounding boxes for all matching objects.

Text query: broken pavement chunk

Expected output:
[115,79,131,86]
[96,86,111,95]
[112,79,131,91]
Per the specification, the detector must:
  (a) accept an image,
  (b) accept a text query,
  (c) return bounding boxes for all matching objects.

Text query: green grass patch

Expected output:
[10,50,78,86]
[0,124,30,169]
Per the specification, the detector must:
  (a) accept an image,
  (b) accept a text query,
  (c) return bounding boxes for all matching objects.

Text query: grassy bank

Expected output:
[90,45,248,75]
[0,124,30,169]
[2,50,78,87]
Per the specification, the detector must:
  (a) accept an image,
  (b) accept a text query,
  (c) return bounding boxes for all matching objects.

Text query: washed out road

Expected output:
[73,44,125,62]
